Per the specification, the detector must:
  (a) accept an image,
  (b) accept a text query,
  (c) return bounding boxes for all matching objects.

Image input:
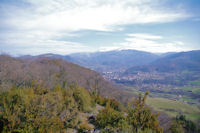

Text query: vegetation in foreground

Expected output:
[170,115,199,133]
[0,83,164,133]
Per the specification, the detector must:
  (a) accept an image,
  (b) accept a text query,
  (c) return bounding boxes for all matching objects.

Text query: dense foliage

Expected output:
[0,83,164,133]
[127,92,163,133]
[95,92,163,133]
[0,85,93,132]
[95,102,129,132]
[170,115,198,133]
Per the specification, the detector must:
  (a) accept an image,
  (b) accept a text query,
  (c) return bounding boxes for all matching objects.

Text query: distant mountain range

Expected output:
[125,50,200,73]
[20,53,73,61]
[20,50,160,72]
[69,50,161,71]
[19,50,200,73]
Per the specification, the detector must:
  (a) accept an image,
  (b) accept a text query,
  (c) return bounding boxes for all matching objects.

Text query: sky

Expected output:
[0,0,200,56]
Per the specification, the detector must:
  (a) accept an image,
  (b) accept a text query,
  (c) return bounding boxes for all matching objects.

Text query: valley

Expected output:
[102,70,200,121]
[103,70,200,104]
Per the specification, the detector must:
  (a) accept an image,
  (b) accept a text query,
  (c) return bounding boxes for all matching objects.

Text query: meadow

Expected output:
[146,97,200,122]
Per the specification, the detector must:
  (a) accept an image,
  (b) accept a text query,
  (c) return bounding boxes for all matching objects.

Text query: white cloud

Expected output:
[2,0,189,32]
[99,46,122,52]
[0,0,192,55]
[173,41,184,46]
[127,33,162,40]
[0,34,92,56]
[118,33,193,53]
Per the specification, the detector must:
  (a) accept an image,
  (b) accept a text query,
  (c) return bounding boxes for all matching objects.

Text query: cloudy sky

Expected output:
[0,0,200,55]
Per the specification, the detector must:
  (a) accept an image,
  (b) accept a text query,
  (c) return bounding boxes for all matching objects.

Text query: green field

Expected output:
[124,85,200,122]
[146,97,200,122]
[189,80,200,86]
[182,86,200,94]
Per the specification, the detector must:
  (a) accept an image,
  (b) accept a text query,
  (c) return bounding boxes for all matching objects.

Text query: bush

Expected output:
[95,103,129,132]
[170,115,198,133]
[108,98,122,111]
[170,121,185,133]
[127,92,163,133]
[78,122,93,132]
[73,86,92,112]
[0,86,82,132]
[95,96,122,111]
[95,95,107,106]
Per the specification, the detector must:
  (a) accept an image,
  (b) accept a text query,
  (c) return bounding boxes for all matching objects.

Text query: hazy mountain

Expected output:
[126,50,200,73]
[159,52,178,57]
[18,50,160,72]
[19,50,200,74]
[19,53,73,61]
[69,50,160,72]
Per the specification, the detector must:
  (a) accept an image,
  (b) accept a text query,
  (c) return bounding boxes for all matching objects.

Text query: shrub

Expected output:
[170,121,185,133]
[95,96,122,111]
[0,86,81,132]
[95,103,129,132]
[170,115,198,133]
[73,86,92,112]
[127,92,163,133]
[78,122,93,132]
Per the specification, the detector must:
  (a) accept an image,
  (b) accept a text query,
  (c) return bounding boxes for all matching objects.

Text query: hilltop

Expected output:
[0,55,135,103]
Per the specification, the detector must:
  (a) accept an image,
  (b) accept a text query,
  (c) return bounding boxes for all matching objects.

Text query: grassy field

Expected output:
[146,97,200,122]
[124,85,200,122]
[189,80,200,86]
[182,86,200,94]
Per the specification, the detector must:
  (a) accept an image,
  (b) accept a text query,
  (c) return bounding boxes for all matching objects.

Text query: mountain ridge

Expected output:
[126,50,200,73]
[19,49,160,72]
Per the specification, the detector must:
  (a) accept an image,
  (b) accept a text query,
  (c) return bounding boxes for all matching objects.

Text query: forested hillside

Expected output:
[0,55,128,100]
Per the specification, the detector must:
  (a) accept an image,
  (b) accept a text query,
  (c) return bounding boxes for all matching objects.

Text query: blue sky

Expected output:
[0,0,200,55]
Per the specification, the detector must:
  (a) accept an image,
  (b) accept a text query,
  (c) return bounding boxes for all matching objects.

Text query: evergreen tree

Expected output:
[170,115,198,133]
[95,100,129,132]
[127,92,163,133]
